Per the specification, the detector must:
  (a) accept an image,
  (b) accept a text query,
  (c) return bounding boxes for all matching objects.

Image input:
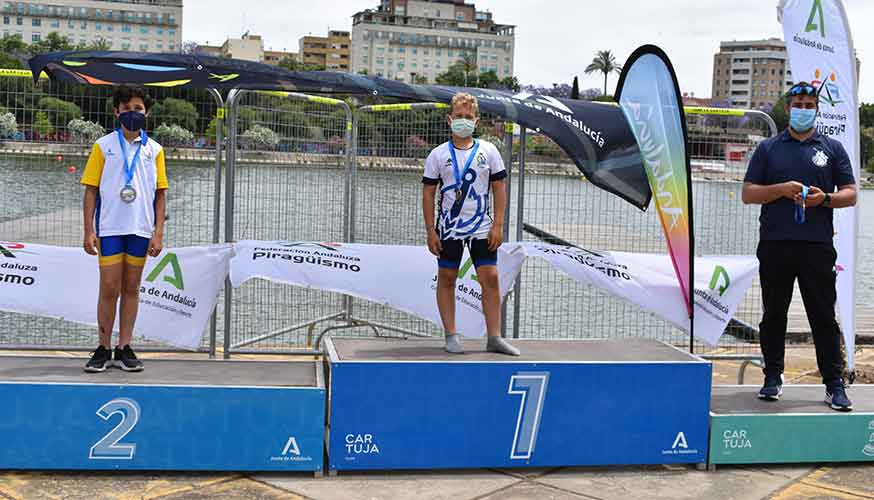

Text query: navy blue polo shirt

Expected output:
[744,130,854,242]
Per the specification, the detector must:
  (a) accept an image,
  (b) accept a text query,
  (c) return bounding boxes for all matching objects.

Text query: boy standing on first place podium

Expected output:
[421,92,519,356]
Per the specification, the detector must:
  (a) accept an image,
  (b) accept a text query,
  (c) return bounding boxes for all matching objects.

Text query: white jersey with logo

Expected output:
[81,130,169,238]
[423,139,507,240]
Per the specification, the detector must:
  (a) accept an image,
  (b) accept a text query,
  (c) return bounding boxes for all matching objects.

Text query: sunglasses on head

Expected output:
[787,83,818,96]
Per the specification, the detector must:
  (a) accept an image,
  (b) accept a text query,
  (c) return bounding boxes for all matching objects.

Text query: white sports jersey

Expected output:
[81,130,168,238]
[423,139,507,240]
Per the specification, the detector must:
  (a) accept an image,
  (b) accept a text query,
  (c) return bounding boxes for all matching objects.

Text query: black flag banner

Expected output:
[29,51,651,209]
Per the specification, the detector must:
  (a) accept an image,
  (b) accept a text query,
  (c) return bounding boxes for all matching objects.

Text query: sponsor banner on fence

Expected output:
[229,240,527,337]
[231,240,757,344]
[0,241,232,349]
[512,243,758,345]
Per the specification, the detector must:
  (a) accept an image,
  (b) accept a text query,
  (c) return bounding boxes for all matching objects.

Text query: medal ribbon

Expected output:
[116,128,147,187]
[794,184,809,224]
[448,139,479,205]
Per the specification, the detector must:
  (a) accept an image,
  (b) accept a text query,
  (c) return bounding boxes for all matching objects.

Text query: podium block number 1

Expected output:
[89,398,141,460]
[508,372,549,460]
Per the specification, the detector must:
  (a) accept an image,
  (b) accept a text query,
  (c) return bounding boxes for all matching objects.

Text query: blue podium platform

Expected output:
[0,356,325,472]
[325,337,712,471]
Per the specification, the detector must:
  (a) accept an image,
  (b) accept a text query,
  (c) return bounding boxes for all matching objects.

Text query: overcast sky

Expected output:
[183,0,874,102]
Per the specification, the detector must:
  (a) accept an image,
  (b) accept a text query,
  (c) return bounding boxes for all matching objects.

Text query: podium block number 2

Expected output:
[508,372,549,460]
[89,398,141,460]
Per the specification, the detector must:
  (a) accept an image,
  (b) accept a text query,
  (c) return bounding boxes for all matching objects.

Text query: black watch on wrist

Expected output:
[823,193,832,207]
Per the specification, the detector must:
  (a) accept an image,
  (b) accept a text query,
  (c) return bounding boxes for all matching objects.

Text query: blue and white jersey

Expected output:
[422,139,507,240]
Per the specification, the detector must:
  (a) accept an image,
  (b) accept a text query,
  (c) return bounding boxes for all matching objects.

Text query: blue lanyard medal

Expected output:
[794,185,809,224]
[116,128,146,203]
[448,140,479,208]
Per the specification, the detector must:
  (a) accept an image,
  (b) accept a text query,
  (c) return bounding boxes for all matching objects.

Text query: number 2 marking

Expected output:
[508,372,549,460]
[89,398,141,460]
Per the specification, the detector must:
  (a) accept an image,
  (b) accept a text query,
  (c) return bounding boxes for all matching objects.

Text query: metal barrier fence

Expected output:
[0,74,780,356]
[221,89,353,355]
[0,71,223,351]
[513,107,778,355]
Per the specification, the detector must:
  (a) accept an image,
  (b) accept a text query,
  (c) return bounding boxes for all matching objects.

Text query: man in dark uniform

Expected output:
[742,81,857,412]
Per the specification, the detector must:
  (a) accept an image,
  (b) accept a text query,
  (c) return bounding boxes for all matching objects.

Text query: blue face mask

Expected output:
[789,107,817,132]
[118,110,146,132]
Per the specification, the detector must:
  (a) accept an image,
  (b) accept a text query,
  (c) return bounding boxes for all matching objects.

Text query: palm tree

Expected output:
[459,52,477,87]
[585,50,622,96]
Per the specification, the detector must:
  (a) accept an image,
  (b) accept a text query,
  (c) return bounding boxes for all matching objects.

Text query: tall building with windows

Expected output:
[712,38,793,109]
[299,30,350,71]
[1,0,182,52]
[351,0,515,83]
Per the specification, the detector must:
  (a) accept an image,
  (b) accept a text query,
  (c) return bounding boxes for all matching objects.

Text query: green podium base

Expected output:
[710,385,874,465]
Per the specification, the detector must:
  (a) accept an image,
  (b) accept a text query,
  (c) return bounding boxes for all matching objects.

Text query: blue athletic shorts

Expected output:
[438,238,497,269]
[98,235,149,266]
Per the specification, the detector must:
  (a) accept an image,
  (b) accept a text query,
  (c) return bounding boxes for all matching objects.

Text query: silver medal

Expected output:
[120,185,137,203]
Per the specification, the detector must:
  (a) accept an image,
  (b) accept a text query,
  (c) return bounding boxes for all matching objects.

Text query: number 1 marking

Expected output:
[89,398,141,460]
[508,372,549,460]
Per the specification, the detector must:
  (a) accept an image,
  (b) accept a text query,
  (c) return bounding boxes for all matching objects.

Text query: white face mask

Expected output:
[450,118,476,138]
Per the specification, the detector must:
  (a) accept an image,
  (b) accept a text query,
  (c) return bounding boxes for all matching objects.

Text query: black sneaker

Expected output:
[84,345,112,373]
[758,374,783,401]
[825,382,853,412]
[114,345,144,372]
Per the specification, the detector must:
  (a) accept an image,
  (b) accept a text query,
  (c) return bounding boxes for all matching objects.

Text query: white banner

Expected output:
[0,241,233,349]
[510,243,759,346]
[779,0,860,368]
[230,241,757,345]
[229,240,527,337]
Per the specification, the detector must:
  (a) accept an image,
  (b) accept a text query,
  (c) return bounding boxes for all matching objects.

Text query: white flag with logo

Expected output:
[230,241,527,337]
[0,242,233,349]
[508,243,759,346]
[779,0,860,368]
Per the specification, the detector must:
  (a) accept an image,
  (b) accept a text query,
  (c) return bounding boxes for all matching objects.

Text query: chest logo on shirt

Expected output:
[476,152,487,167]
[812,149,829,168]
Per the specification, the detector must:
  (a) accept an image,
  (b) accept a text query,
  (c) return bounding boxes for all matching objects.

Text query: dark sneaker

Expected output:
[114,345,144,372]
[825,383,853,412]
[758,374,783,401]
[84,345,112,373]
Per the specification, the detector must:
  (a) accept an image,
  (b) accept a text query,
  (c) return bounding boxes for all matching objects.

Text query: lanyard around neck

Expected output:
[448,139,479,189]
[116,128,147,186]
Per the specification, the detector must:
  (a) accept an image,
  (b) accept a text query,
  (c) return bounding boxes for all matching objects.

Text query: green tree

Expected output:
[861,103,874,128]
[77,37,112,51]
[478,70,499,89]
[28,32,74,55]
[584,50,622,96]
[769,95,789,131]
[435,63,471,87]
[458,51,477,87]
[236,106,259,134]
[149,98,199,132]
[32,111,53,136]
[571,76,580,100]
[0,34,28,68]
[205,117,220,141]
[411,73,428,85]
[37,96,82,128]
[862,127,874,173]
[277,57,326,71]
[499,76,520,92]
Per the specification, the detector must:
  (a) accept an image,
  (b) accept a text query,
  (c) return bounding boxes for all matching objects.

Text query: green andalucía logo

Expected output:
[709,265,730,296]
[805,0,825,38]
[145,252,185,290]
